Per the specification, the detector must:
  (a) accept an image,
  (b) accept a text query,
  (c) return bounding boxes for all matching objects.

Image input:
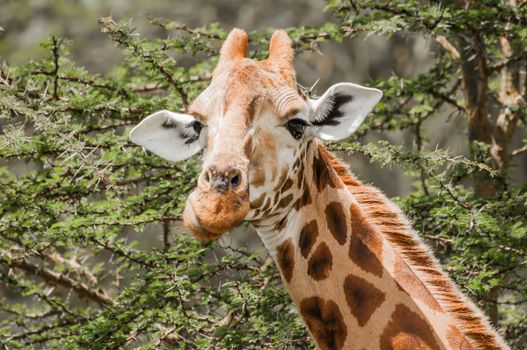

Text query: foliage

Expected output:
[0,1,526,349]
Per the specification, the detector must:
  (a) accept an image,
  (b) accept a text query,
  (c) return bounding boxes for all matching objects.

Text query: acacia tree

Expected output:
[0,1,526,349]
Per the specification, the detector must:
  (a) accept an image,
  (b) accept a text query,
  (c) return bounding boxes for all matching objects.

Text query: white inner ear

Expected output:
[129,110,206,163]
[310,83,382,141]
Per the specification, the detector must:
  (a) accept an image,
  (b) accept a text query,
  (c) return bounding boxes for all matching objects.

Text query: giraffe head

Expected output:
[130,29,382,240]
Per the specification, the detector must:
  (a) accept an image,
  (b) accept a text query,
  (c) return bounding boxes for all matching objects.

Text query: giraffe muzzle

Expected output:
[183,165,250,241]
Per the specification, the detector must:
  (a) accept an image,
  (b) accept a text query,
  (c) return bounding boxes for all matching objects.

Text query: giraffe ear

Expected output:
[268,29,293,66]
[219,28,248,62]
[129,110,206,162]
[310,83,382,141]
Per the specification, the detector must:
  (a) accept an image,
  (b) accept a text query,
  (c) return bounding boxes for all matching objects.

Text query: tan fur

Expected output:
[184,190,249,240]
[268,29,294,65]
[219,28,248,62]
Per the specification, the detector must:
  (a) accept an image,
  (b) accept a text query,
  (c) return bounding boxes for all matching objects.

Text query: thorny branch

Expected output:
[0,249,115,307]
[51,36,62,100]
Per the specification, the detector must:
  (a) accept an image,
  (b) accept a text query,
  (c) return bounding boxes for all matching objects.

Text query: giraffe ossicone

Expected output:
[130,28,509,350]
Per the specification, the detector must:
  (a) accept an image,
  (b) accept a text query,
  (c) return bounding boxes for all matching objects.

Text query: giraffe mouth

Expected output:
[183,189,250,241]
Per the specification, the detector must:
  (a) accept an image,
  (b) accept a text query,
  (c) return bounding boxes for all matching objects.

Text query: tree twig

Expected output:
[51,37,62,100]
[1,249,115,307]
[435,35,460,60]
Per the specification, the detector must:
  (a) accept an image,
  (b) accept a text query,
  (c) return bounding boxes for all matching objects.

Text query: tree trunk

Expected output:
[458,32,501,325]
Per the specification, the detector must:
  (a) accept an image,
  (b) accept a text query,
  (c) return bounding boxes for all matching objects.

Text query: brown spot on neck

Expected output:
[276,238,295,283]
[312,147,341,192]
[250,193,266,209]
[380,304,441,350]
[293,184,312,211]
[273,166,289,191]
[325,202,348,245]
[349,204,384,277]
[297,158,305,184]
[299,297,347,350]
[292,157,301,170]
[261,196,272,212]
[280,178,294,193]
[274,216,288,231]
[298,220,319,258]
[307,242,333,281]
[277,193,294,209]
[343,274,385,327]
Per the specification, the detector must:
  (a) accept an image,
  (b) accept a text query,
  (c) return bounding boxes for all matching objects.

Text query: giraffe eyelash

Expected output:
[162,117,204,138]
[162,117,179,128]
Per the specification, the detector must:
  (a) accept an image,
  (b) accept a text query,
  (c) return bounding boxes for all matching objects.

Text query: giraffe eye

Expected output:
[285,118,308,140]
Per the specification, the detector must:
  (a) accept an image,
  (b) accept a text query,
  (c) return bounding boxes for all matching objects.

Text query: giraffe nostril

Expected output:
[202,165,244,193]
[230,173,241,189]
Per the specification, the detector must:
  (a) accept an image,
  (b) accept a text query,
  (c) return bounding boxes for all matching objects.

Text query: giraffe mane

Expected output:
[317,144,508,350]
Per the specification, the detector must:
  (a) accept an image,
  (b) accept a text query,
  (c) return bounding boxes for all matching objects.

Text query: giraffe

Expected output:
[129,29,509,349]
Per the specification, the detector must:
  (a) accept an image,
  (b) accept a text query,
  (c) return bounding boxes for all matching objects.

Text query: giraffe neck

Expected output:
[254,142,507,350]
